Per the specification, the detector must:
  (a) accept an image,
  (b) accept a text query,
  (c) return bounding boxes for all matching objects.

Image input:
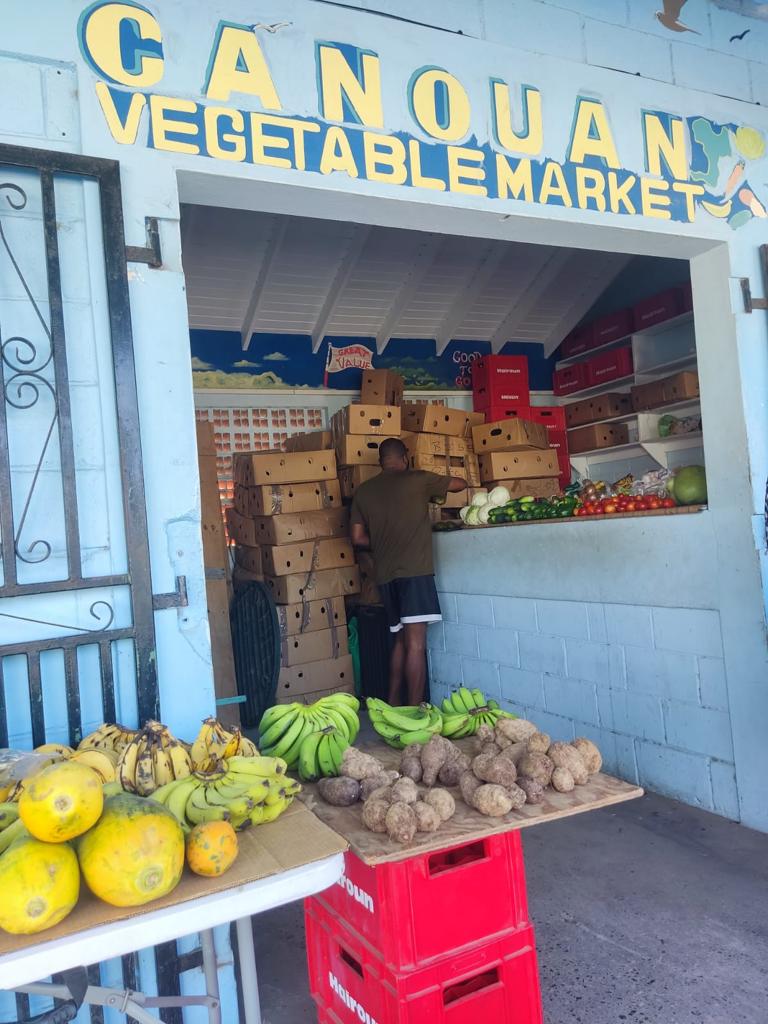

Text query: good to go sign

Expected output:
[78,2,768,230]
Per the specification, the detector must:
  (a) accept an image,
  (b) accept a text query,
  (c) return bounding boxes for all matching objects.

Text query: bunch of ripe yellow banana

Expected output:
[151,755,299,832]
[258,693,360,770]
[297,726,349,782]
[440,687,514,738]
[0,739,123,801]
[117,720,193,797]
[189,717,259,772]
[366,698,443,749]
[78,723,138,756]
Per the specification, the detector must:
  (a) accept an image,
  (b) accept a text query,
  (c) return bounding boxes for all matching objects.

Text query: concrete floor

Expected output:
[252,792,768,1023]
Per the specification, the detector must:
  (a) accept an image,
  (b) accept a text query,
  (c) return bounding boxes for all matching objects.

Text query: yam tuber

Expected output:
[424,788,456,822]
[551,767,575,793]
[472,784,513,817]
[506,782,527,811]
[385,802,417,843]
[413,801,441,833]
[360,774,396,801]
[517,751,554,787]
[527,732,551,754]
[420,735,452,787]
[517,778,544,805]
[496,718,538,744]
[317,777,361,806]
[572,737,602,774]
[399,755,423,783]
[497,741,528,766]
[548,742,588,786]
[362,799,390,832]
[479,741,502,758]
[473,723,495,749]
[459,770,482,805]
[473,753,517,788]
[438,759,464,787]
[365,785,394,804]
[391,777,419,805]
[341,747,386,781]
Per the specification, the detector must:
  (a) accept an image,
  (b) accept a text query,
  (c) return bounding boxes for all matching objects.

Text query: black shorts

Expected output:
[378,575,442,634]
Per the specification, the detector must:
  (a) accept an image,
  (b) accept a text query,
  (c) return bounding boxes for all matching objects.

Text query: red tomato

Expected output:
[634,498,648,510]
[661,497,676,508]
[604,502,617,514]
[625,501,637,512]
[647,497,662,510]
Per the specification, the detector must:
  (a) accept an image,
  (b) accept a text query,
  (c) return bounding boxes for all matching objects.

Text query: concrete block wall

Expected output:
[328,0,768,105]
[428,592,738,819]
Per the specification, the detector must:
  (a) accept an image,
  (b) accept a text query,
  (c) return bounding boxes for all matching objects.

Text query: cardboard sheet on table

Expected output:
[0,801,346,957]
[300,739,643,865]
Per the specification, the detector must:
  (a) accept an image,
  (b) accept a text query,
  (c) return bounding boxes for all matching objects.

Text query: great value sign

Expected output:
[77,2,768,229]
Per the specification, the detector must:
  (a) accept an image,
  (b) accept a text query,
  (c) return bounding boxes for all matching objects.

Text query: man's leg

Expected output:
[402,622,428,705]
[388,630,405,705]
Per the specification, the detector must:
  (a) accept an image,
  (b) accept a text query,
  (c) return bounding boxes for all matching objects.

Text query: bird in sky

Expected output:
[656,0,701,34]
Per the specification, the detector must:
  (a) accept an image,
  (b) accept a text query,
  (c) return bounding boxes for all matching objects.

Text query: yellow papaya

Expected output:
[0,835,79,934]
[19,761,103,843]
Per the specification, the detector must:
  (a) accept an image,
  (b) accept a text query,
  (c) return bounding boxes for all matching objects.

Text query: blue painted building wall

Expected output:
[1,0,768,1019]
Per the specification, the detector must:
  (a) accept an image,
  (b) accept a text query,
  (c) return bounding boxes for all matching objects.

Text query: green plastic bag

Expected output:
[347,616,361,695]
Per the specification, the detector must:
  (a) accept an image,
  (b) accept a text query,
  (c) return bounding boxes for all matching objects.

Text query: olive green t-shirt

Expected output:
[350,469,451,584]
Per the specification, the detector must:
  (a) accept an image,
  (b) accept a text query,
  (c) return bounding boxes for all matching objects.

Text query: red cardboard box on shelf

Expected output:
[560,323,595,359]
[586,346,633,387]
[591,308,633,347]
[553,362,590,396]
[632,287,683,330]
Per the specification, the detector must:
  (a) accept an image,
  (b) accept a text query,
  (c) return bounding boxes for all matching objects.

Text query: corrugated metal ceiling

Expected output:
[181,205,629,356]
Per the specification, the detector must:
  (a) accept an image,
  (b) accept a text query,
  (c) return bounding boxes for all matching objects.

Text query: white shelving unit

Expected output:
[560,313,703,477]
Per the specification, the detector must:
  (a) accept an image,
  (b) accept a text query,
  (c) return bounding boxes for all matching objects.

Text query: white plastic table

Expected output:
[0,852,344,1024]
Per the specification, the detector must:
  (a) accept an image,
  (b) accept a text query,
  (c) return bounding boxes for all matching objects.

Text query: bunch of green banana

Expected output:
[78,722,138,757]
[258,692,360,769]
[189,717,260,772]
[366,699,443,749]
[152,754,298,832]
[297,727,349,782]
[440,687,514,737]
[117,720,193,797]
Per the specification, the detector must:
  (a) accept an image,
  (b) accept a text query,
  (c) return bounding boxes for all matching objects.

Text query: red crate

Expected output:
[484,405,531,423]
[560,323,594,359]
[557,450,572,488]
[553,362,589,396]
[586,346,633,387]
[524,406,567,435]
[632,287,683,330]
[472,356,530,411]
[307,901,543,1024]
[310,833,529,973]
[592,308,633,347]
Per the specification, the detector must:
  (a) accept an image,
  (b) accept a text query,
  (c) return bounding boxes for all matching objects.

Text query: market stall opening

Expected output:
[78,1,767,227]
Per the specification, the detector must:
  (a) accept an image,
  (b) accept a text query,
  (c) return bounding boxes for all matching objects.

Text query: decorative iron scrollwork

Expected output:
[0,181,57,565]
[0,599,116,635]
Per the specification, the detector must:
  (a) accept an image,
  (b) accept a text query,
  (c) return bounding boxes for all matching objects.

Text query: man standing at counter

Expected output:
[350,437,466,705]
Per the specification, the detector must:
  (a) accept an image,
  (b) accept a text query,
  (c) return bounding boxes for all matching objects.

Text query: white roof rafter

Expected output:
[311,224,372,353]
[434,241,509,356]
[374,233,443,354]
[489,249,573,354]
[240,215,288,350]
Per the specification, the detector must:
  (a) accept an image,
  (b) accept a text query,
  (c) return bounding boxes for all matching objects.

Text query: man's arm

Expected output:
[350,521,371,550]
[447,476,467,492]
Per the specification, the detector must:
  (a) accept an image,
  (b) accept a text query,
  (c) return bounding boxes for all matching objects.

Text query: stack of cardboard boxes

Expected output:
[400,402,484,519]
[228,448,358,704]
[472,415,561,498]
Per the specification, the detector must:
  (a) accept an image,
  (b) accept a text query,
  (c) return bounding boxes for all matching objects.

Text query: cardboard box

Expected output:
[631,371,699,412]
[276,680,356,705]
[233,450,337,487]
[437,488,469,509]
[410,453,480,488]
[284,430,333,453]
[485,477,562,499]
[280,627,349,667]
[265,566,361,604]
[205,578,239,729]
[276,596,347,637]
[234,543,263,576]
[401,432,472,458]
[360,369,404,407]
[568,422,629,454]
[249,507,349,546]
[197,429,228,571]
[332,403,401,437]
[261,538,354,577]
[401,403,483,438]
[339,465,380,500]
[471,418,548,453]
[565,393,633,427]
[355,551,381,606]
[235,478,342,518]
[336,434,385,466]
[275,654,355,700]
[478,449,559,482]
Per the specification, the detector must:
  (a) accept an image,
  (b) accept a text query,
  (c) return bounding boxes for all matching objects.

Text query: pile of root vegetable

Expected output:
[313,721,601,843]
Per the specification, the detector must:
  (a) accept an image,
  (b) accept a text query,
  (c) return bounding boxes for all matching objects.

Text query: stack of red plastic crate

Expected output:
[472,355,571,489]
[305,833,542,1023]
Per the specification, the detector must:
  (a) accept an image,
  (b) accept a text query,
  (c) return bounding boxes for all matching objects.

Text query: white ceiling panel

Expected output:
[180,205,623,355]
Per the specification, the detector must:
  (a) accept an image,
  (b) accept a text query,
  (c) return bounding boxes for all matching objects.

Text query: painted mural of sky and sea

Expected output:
[190,332,557,392]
